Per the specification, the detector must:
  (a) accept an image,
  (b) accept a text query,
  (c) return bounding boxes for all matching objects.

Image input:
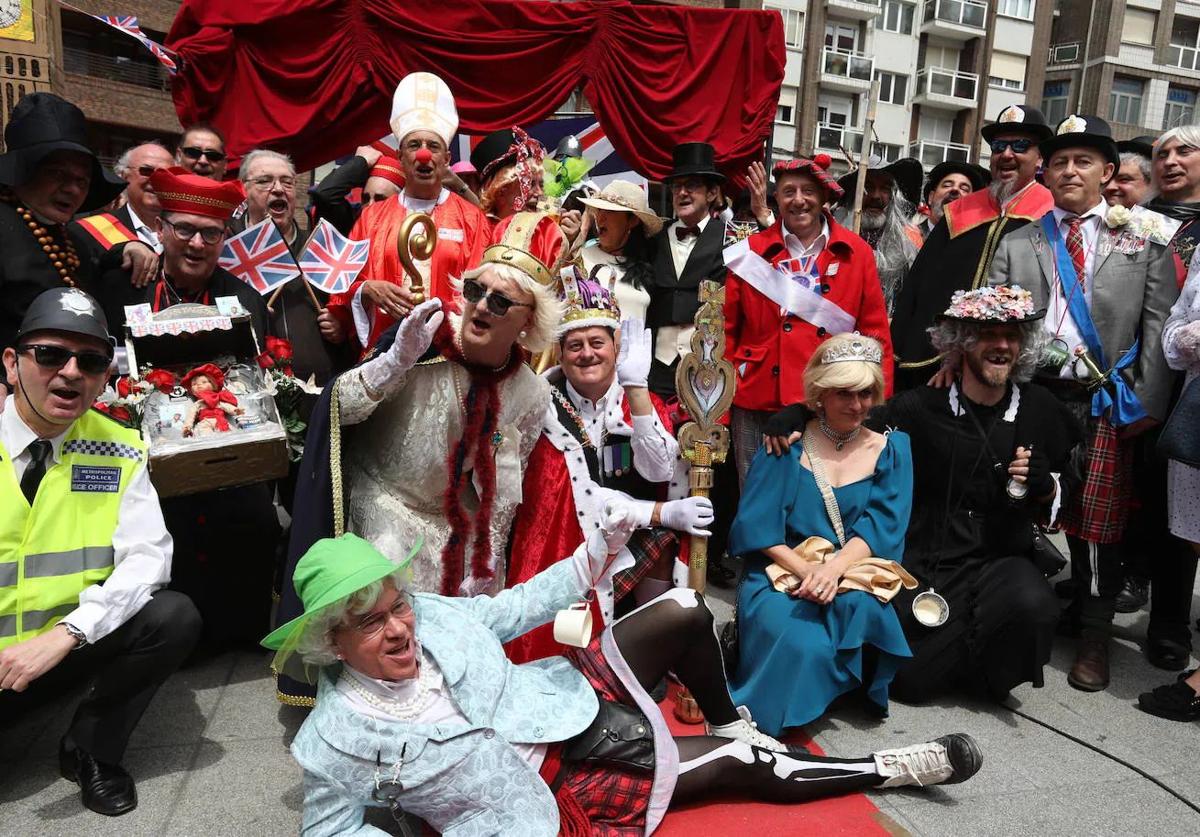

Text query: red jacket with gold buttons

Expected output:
[723,213,894,412]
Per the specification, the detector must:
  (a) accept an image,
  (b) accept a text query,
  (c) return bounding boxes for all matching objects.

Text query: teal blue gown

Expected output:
[728,432,913,735]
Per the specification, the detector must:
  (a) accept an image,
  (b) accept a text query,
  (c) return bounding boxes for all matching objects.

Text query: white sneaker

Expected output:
[705,705,788,751]
[873,733,983,788]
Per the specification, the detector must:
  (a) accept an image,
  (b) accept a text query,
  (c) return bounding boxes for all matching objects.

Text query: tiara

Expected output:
[821,337,882,365]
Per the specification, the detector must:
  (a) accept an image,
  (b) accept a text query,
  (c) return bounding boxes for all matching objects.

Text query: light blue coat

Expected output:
[291,558,599,837]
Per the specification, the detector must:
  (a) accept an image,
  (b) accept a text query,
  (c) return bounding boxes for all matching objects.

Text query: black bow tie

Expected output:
[675,225,700,242]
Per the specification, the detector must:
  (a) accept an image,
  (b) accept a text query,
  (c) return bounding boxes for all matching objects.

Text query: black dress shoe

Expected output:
[1114,576,1150,613]
[1146,638,1192,672]
[59,738,137,816]
[1138,678,1200,722]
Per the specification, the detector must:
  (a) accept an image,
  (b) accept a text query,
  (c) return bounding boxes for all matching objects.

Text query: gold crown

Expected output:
[482,211,557,286]
[821,337,883,365]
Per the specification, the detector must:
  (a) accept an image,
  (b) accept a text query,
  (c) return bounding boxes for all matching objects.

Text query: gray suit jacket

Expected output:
[988,213,1180,420]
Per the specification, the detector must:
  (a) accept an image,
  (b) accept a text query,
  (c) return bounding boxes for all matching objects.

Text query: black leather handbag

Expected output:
[1158,377,1200,468]
[563,698,655,772]
[1028,525,1068,577]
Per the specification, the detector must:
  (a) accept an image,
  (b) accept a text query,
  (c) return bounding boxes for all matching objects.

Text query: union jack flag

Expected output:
[298,219,370,294]
[219,220,300,295]
[55,4,180,74]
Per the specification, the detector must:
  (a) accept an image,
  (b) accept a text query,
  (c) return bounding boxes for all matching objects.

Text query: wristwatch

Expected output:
[61,622,88,650]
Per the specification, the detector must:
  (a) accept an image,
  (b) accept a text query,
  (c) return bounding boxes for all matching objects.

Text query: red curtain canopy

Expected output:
[167,0,785,181]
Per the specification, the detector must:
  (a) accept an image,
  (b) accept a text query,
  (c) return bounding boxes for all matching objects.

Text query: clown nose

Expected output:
[415,148,433,165]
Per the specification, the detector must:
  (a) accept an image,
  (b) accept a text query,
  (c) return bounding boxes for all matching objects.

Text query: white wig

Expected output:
[456,263,565,353]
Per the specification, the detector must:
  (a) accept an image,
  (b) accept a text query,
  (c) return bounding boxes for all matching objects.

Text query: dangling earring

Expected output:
[519,330,528,338]
[815,400,823,408]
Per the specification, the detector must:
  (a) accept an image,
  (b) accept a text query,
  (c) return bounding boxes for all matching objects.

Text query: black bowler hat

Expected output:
[837,157,925,207]
[923,161,990,200]
[1039,114,1119,168]
[667,142,725,182]
[470,128,518,183]
[1117,135,1157,159]
[16,287,112,348]
[0,93,125,212]
[981,104,1054,143]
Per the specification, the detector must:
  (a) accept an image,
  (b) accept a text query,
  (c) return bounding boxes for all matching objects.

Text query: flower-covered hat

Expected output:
[937,286,1045,324]
[773,154,843,199]
[557,271,621,337]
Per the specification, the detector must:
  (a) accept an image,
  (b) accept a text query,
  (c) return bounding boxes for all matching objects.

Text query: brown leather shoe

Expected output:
[1068,631,1110,692]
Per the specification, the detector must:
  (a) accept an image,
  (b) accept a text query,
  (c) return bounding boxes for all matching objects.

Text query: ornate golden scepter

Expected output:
[397,212,437,304]
[672,279,736,722]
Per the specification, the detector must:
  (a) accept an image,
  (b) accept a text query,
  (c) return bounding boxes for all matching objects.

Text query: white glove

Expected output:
[616,317,652,389]
[360,298,444,396]
[1175,319,1200,363]
[661,496,714,537]
[584,500,638,576]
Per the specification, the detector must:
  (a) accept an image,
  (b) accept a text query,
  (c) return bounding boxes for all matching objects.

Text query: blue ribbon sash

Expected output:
[1039,214,1146,426]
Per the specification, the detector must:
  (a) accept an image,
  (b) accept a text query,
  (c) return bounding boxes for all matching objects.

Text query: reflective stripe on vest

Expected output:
[0,410,145,648]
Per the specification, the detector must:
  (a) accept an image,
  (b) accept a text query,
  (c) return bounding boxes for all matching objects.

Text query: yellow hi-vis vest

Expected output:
[0,409,146,648]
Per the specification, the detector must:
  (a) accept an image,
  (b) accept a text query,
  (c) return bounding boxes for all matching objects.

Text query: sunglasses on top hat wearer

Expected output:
[462,277,532,316]
[989,138,1035,155]
[18,343,113,375]
[180,146,227,163]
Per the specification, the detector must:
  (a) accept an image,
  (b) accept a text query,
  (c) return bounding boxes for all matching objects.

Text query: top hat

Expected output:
[923,161,991,200]
[1038,114,1119,168]
[837,156,924,207]
[1116,135,1157,160]
[668,142,725,182]
[471,129,518,181]
[981,104,1055,143]
[0,93,126,212]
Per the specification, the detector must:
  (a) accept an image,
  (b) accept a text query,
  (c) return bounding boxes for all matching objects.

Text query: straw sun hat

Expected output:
[579,180,664,236]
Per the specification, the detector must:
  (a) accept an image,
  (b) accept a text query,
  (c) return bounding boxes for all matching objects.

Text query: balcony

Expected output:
[825,0,882,21]
[62,46,170,91]
[908,139,973,167]
[921,0,987,42]
[821,48,875,93]
[912,66,979,109]
[1168,43,1200,72]
[816,122,865,155]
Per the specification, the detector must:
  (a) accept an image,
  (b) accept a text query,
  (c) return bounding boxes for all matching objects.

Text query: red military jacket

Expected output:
[723,213,894,412]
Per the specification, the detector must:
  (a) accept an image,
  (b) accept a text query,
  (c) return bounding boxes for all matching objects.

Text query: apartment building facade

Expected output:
[767,0,1055,172]
[1043,0,1200,141]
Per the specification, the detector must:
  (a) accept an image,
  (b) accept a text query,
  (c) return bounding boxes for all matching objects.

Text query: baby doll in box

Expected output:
[181,363,243,437]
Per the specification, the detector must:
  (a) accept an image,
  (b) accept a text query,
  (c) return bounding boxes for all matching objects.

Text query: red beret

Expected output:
[150,166,245,220]
[368,156,406,189]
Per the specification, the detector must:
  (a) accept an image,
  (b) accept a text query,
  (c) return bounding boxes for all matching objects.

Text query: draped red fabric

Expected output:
[167,0,785,180]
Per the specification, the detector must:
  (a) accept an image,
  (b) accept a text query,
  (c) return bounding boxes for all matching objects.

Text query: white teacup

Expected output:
[553,602,593,648]
[912,589,950,627]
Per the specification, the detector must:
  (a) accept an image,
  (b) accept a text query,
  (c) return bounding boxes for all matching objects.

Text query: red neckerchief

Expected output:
[433,320,527,595]
[153,275,212,311]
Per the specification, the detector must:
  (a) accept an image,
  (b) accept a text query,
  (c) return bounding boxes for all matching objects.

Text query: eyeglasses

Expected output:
[462,277,532,316]
[18,344,112,375]
[180,146,227,163]
[135,165,167,178]
[989,138,1035,155]
[161,217,225,245]
[352,597,414,637]
[671,177,709,193]
[247,175,296,191]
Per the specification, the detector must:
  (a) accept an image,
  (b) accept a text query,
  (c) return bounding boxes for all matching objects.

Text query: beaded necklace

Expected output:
[340,660,437,720]
[2,193,81,285]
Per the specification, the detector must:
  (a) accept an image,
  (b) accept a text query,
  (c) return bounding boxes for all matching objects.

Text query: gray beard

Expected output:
[989,179,1019,205]
[860,211,886,231]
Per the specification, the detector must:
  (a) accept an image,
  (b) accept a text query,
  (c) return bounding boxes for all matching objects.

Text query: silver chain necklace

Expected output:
[818,415,861,451]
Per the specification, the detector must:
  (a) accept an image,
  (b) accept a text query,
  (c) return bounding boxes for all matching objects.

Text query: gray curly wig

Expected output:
[927,318,1048,384]
[294,570,411,667]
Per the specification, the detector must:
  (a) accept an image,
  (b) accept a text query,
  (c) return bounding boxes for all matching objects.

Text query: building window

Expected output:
[775,103,794,125]
[1164,86,1198,129]
[880,0,916,35]
[1121,8,1157,46]
[871,142,903,163]
[997,0,1033,20]
[989,77,1024,91]
[1170,16,1200,70]
[1042,80,1070,124]
[988,51,1027,92]
[875,71,909,105]
[765,5,805,49]
[1048,43,1080,64]
[1109,76,1145,125]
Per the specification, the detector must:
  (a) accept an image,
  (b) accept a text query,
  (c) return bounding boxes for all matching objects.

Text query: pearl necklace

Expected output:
[818,415,860,451]
[340,662,437,720]
[3,196,81,285]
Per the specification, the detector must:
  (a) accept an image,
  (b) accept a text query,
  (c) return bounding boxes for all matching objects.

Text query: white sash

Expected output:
[723,238,857,335]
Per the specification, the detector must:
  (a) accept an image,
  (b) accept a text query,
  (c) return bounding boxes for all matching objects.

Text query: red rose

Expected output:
[256,351,275,369]
[266,336,294,362]
[116,377,134,398]
[110,405,132,423]
[144,369,177,394]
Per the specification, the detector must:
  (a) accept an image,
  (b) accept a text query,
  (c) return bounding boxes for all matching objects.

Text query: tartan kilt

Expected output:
[541,635,656,836]
[1062,416,1134,544]
[612,527,679,604]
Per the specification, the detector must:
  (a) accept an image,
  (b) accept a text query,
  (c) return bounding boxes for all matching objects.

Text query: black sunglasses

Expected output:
[18,344,112,375]
[990,138,1035,154]
[135,164,166,178]
[180,146,227,163]
[462,277,531,316]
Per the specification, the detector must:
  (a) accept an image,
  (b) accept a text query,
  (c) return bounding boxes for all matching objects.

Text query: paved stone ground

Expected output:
[3,560,1200,837]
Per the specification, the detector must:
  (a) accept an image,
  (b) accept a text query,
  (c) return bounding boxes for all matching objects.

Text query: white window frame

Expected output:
[764,5,805,49]
[997,0,1033,21]
[989,76,1025,91]
[880,0,916,34]
[875,70,909,105]
[1109,77,1145,125]
[776,102,795,126]
[1164,87,1198,130]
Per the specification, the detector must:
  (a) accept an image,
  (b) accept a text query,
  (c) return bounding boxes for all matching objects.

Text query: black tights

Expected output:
[610,592,883,807]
